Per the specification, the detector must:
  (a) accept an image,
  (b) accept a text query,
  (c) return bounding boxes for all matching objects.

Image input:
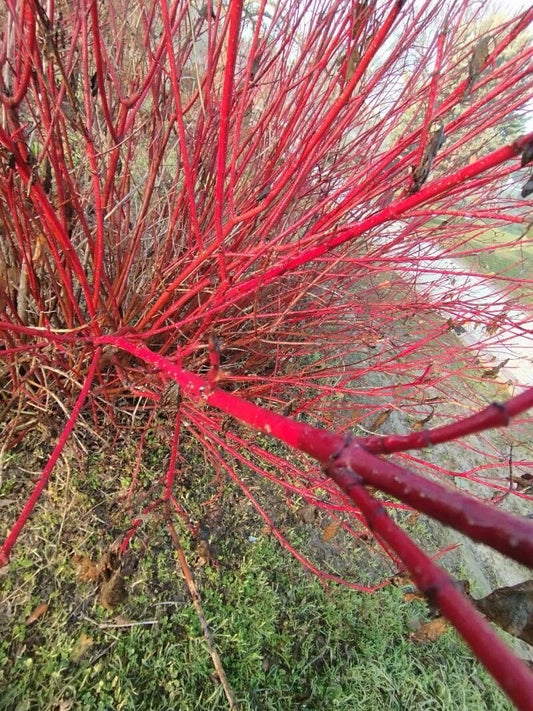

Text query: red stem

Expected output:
[214,0,243,285]
[92,336,533,569]
[0,349,100,568]
[0,3,36,108]
[328,463,533,711]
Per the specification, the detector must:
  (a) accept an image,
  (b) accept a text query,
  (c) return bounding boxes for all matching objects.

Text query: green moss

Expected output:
[0,532,512,711]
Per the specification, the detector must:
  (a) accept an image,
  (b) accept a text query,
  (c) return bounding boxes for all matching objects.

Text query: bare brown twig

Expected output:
[165,507,240,711]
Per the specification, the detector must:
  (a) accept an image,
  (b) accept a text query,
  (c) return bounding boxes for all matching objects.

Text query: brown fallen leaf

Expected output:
[404,591,425,603]
[299,504,317,524]
[391,572,412,587]
[73,554,100,583]
[410,617,449,643]
[74,546,121,583]
[481,358,509,379]
[98,547,121,579]
[370,409,392,431]
[282,399,296,417]
[412,406,435,431]
[70,632,94,662]
[196,539,214,567]
[474,579,533,645]
[99,571,127,610]
[349,407,363,421]
[25,602,49,626]
[512,472,533,492]
[111,615,136,626]
[447,318,466,335]
[98,344,119,369]
[74,546,127,610]
[322,520,341,542]
[485,314,505,336]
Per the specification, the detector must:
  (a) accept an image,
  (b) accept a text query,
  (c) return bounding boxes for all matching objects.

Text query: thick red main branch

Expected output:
[92,337,533,570]
[328,464,533,711]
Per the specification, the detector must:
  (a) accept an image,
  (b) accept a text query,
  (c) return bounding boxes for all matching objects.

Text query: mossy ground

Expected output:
[0,434,515,711]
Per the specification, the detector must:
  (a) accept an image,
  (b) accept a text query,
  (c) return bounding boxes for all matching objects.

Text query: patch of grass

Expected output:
[0,404,524,711]
[0,524,513,711]
[455,226,533,309]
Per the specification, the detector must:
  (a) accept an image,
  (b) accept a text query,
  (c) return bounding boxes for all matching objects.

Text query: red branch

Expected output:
[89,337,533,570]
[0,349,101,567]
[328,463,533,711]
